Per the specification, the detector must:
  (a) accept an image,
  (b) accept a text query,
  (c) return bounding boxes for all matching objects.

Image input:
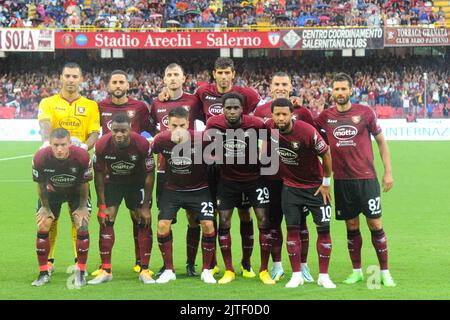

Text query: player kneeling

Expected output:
[32,128,92,288]
[153,107,216,284]
[88,113,156,285]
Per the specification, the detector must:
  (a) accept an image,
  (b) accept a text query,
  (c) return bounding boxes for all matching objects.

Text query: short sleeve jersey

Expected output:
[266,119,328,189]
[94,132,155,184]
[152,130,208,191]
[98,97,152,135]
[315,104,382,180]
[32,145,92,193]
[38,94,100,143]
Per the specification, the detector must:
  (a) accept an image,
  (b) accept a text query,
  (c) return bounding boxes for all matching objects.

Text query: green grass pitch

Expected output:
[0,141,449,300]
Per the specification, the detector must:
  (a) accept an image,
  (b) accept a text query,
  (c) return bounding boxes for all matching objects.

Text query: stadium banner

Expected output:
[384,27,450,47]
[0,119,41,141]
[280,28,384,50]
[378,119,450,141]
[0,28,54,51]
[55,31,281,49]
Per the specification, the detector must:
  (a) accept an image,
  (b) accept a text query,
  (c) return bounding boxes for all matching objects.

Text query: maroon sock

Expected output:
[186,225,200,265]
[76,230,90,272]
[371,229,388,270]
[286,226,301,272]
[158,232,174,271]
[138,225,153,270]
[317,227,332,274]
[99,225,115,271]
[218,228,234,272]
[240,220,254,267]
[300,220,309,264]
[36,232,50,272]
[201,231,216,270]
[270,225,283,262]
[259,228,272,272]
[210,218,218,268]
[347,229,362,269]
[133,221,140,264]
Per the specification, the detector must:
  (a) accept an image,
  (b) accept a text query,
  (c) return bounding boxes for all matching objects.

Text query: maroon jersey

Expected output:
[266,119,328,188]
[152,130,208,191]
[98,97,153,135]
[315,104,382,180]
[253,101,315,127]
[205,114,265,182]
[196,83,261,120]
[94,131,155,184]
[150,93,203,173]
[32,146,92,193]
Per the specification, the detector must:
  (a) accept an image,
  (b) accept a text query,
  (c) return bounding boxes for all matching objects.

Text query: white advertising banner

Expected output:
[0,28,54,51]
[0,119,41,141]
[379,119,450,141]
[0,119,449,141]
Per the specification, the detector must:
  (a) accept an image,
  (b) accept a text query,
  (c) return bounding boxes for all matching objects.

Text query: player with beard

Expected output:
[315,73,396,287]
[92,70,156,276]
[151,63,206,277]
[253,72,315,283]
[32,128,92,287]
[267,98,336,289]
[205,92,274,285]
[89,113,155,285]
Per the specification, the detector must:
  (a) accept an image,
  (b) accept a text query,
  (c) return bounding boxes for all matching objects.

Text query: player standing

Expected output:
[32,128,92,287]
[152,107,216,284]
[88,113,155,285]
[315,73,396,287]
[205,92,274,285]
[151,63,205,277]
[253,72,315,282]
[93,69,155,275]
[38,62,100,274]
[267,98,336,289]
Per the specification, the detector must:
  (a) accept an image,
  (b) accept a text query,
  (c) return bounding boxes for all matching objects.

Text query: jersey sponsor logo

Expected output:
[59,117,81,128]
[127,110,136,118]
[111,161,135,173]
[275,147,298,163]
[223,139,247,156]
[157,108,167,113]
[168,156,192,169]
[43,168,55,173]
[208,103,223,116]
[50,174,77,185]
[101,112,112,116]
[351,115,361,124]
[161,115,169,128]
[105,155,116,160]
[107,120,113,130]
[333,125,358,140]
[327,119,337,124]
[205,96,217,101]
[315,139,327,153]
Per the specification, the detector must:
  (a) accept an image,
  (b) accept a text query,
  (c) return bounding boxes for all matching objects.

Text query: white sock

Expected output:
[273,262,282,269]
[319,273,330,279]
[353,268,362,273]
[381,269,390,276]
[292,272,302,279]
[301,263,308,268]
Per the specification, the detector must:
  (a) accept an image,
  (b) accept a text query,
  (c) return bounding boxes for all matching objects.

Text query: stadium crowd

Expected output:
[1,54,449,119]
[0,0,444,29]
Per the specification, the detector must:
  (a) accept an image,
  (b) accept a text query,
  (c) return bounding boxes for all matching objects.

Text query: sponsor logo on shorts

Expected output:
[208,103,223,116]
[59,117,81,128]
[50,174,77,186]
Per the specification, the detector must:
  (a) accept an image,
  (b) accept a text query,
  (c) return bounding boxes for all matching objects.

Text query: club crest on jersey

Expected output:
[77,107,85,114]
[351,116,361,124]
[70,167,78,173]
[130,154,138,161]
[291,141,300,150]
[127,110,136,118]
[181,105,190,112]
